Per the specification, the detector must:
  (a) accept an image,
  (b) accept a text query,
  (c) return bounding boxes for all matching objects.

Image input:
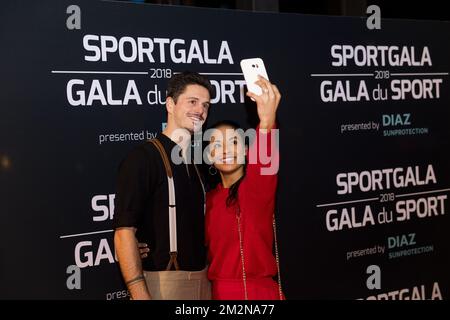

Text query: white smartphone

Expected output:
[240,58,269,96]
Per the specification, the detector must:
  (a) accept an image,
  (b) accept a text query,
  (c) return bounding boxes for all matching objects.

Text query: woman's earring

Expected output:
[209,165,217,175]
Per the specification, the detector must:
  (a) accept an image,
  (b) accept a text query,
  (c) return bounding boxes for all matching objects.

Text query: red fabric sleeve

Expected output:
[245,124,279,195]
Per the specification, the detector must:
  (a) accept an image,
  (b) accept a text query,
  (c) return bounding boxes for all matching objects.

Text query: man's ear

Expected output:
[166,97,175,115]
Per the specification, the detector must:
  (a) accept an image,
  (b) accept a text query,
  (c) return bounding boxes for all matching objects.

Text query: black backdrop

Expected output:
[0,0,449,299]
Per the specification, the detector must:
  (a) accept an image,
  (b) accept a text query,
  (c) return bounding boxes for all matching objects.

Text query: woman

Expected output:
[205,76,283,300]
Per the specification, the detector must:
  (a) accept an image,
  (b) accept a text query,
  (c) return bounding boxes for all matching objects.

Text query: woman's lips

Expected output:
[220,157,235,164]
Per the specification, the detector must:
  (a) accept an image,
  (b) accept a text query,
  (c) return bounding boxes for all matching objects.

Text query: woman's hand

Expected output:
[246,75,281,130]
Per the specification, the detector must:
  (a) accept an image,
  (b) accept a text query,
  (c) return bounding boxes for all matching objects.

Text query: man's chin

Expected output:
[184,126,195,134]
[178,121,202,134]
[175,126,193,134]
[192,122,205,133]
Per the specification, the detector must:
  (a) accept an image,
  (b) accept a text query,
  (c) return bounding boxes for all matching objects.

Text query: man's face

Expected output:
[168,84,211,133]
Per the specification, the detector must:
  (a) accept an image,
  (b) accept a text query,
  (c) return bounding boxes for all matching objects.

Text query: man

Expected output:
[113,71,213,300]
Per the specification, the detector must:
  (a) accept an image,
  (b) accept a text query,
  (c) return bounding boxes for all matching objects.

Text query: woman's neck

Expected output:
[220,167,245,188]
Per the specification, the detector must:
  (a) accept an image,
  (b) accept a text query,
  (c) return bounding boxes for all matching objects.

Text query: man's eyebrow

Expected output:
[186,96,199,100]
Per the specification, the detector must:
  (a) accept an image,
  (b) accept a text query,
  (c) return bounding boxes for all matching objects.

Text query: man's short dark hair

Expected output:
[167,71,214,103]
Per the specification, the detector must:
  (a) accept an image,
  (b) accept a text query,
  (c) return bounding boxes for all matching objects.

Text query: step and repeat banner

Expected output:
[0,0,449,299]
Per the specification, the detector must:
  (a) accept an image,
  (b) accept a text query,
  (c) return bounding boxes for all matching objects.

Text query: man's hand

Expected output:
[246,75,281,130]
[138,242,150,259]
[114,228,151,300]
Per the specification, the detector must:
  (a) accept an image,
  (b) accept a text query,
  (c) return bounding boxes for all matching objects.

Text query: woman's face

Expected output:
[209,125,246,174]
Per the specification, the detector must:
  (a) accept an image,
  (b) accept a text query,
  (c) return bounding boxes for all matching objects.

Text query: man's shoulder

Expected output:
[121,141,159,166]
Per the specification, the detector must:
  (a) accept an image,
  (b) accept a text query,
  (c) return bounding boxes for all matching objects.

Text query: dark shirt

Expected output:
[113,133,206,271]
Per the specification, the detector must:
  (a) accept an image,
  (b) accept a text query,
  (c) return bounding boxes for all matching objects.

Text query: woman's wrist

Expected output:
[259,119,276,131]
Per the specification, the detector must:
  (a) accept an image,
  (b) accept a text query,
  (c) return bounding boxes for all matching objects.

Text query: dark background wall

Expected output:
[118,0,450,21]
[0,0,448,300]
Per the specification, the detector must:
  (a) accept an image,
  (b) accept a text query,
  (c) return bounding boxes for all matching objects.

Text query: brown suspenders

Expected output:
[148,138,205,271]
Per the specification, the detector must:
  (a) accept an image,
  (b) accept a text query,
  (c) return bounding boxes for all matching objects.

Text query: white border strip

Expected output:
[60,229,114,239]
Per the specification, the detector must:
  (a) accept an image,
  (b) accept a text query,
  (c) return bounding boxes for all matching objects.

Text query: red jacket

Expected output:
[206,126,279,282]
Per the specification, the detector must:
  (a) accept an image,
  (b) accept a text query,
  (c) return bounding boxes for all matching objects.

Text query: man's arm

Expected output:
[114,227,151,300]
